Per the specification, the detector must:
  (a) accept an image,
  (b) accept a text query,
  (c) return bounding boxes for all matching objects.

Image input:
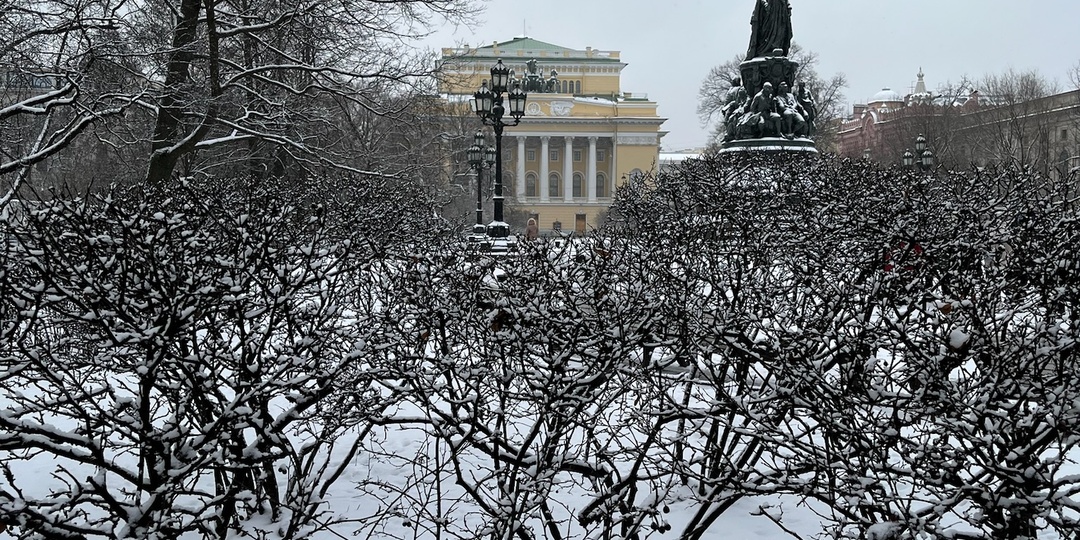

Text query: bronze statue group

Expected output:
[522,58,559,94]
[722,76,817,142]
[722,0,817,143]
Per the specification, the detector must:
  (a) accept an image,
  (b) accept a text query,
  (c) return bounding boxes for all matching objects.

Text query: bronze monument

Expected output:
[720,0,817,153]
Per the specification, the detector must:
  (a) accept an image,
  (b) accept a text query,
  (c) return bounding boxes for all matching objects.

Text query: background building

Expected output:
[837,69,1080,177]
[440,37,666,234]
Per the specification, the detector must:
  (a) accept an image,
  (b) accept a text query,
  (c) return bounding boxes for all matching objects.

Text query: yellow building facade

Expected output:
[441,37,666,234]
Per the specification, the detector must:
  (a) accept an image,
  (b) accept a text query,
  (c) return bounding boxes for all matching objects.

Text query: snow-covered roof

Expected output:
[871,88,903,103]
[660,152,702,162]
[659,151,703,169]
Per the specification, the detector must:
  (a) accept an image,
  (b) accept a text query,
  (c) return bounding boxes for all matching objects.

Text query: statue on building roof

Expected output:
[522,59,544,93]
[546,69,559,93]
[520,60,561,93]
[746,0,793,59]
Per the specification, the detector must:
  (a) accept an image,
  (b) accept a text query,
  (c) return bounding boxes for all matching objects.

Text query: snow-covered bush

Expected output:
[4,154,1079,540]
[0,176,447,540]
[607,152,1080,540]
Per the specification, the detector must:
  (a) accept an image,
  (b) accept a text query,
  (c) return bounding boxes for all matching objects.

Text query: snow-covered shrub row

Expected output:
[0,175,451,540]
[353,153,1080,540]
[3,155,1080,540]
[602,152,1080,540]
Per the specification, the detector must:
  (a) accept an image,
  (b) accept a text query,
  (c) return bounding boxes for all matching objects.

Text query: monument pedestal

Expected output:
[720,51,817,154]
[739,55,799,98]
[719,137,818,154]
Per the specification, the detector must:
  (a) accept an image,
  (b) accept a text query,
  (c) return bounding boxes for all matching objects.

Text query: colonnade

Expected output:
[512,135,610,203]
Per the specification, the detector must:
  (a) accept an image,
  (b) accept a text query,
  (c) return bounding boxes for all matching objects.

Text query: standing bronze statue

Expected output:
[746,0,793,59]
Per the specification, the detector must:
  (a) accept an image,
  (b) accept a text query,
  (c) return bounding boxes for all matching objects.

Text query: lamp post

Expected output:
[902,134,935,171]
[467,129,497,231]
[915,134,934,170]
[472,59,527,239]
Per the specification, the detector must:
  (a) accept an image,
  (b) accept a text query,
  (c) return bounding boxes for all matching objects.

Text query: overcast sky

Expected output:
[422,0,1080,151]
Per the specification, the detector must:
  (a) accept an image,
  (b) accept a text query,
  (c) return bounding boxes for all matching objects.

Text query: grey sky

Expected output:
[424,0,1080,151]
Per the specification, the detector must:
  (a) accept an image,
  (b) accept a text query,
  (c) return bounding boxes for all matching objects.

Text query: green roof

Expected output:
[448,36,623,65]
[479,37,575,53]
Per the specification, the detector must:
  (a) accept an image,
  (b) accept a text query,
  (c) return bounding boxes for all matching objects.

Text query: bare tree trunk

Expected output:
[145,0,203,185]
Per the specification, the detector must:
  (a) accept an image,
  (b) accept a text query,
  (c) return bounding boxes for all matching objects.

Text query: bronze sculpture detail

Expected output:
[521,59,560,93]
[746,0,793,59]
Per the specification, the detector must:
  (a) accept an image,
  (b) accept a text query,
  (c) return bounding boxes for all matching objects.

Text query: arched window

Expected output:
[572,172,584,198]
[548,172,561,198]
[596,172,608,198]
[525,172,538,197]
[575,80,581,94]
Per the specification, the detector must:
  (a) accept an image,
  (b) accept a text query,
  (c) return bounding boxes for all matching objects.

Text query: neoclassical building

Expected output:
[440,37,666,234]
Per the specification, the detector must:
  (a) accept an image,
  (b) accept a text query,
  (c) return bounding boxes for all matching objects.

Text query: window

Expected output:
[1063,129,1070,142]
[573,149,582,162]
[550,149,559,162]
[527,149,536,162]
[572,173,584,198]
[548,173,561,198]
[597,149,606,162]
[596,173,608,198]
[525,173,538,197]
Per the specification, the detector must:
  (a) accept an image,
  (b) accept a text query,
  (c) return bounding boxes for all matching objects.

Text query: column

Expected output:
[587,136,598,203]
[563,136,574,202]
[516,136,527,200]
[611,140,619,190]
[539,136,550,203]
[608,140,617,197]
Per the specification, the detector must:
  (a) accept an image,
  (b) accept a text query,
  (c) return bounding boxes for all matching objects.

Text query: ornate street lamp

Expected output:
[902,134,935,171]
[467,129,497,231]
[473,59,527,239]
[919,149,935,170]
[902,149,915,169]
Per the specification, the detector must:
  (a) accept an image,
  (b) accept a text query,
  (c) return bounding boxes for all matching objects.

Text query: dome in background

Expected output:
[871,87,903,103]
